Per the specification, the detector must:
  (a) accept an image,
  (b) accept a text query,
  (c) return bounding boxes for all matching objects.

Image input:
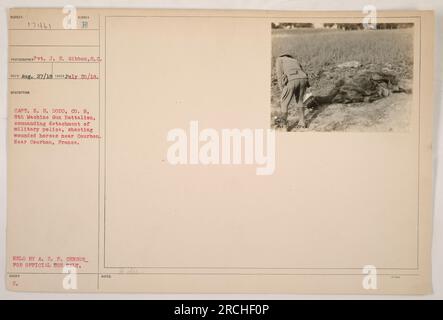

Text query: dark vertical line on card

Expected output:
[97,14,101,290]
[104,16,107,269]
[416,16,422,269]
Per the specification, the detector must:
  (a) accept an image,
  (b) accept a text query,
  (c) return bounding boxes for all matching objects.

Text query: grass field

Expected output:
[271,28,414,131]
[272,28,413,79]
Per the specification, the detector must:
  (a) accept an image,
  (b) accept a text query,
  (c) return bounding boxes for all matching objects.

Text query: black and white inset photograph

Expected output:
[271,22,414,132]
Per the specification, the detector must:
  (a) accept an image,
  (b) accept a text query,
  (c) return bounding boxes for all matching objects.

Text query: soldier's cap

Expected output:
[279,53,294,58]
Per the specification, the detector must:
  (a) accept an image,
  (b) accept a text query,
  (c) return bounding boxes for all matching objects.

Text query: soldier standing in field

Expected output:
[275,54,310,130]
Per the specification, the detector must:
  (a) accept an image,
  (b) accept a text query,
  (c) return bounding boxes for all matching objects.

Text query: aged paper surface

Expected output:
[6,8,434,294]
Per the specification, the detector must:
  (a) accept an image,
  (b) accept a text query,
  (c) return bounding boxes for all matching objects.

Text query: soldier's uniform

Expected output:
[276,55,309,128]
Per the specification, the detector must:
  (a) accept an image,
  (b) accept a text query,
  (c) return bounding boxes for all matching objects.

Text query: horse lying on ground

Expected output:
[307,71,411,107]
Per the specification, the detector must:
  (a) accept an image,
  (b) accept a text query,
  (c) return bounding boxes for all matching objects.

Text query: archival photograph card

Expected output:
[6,8,434,294]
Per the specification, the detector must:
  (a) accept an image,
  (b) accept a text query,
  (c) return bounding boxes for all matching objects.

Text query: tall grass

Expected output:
[271,29,413,78]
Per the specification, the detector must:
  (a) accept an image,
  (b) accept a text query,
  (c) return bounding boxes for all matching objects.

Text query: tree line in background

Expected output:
[271,23,414,30]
